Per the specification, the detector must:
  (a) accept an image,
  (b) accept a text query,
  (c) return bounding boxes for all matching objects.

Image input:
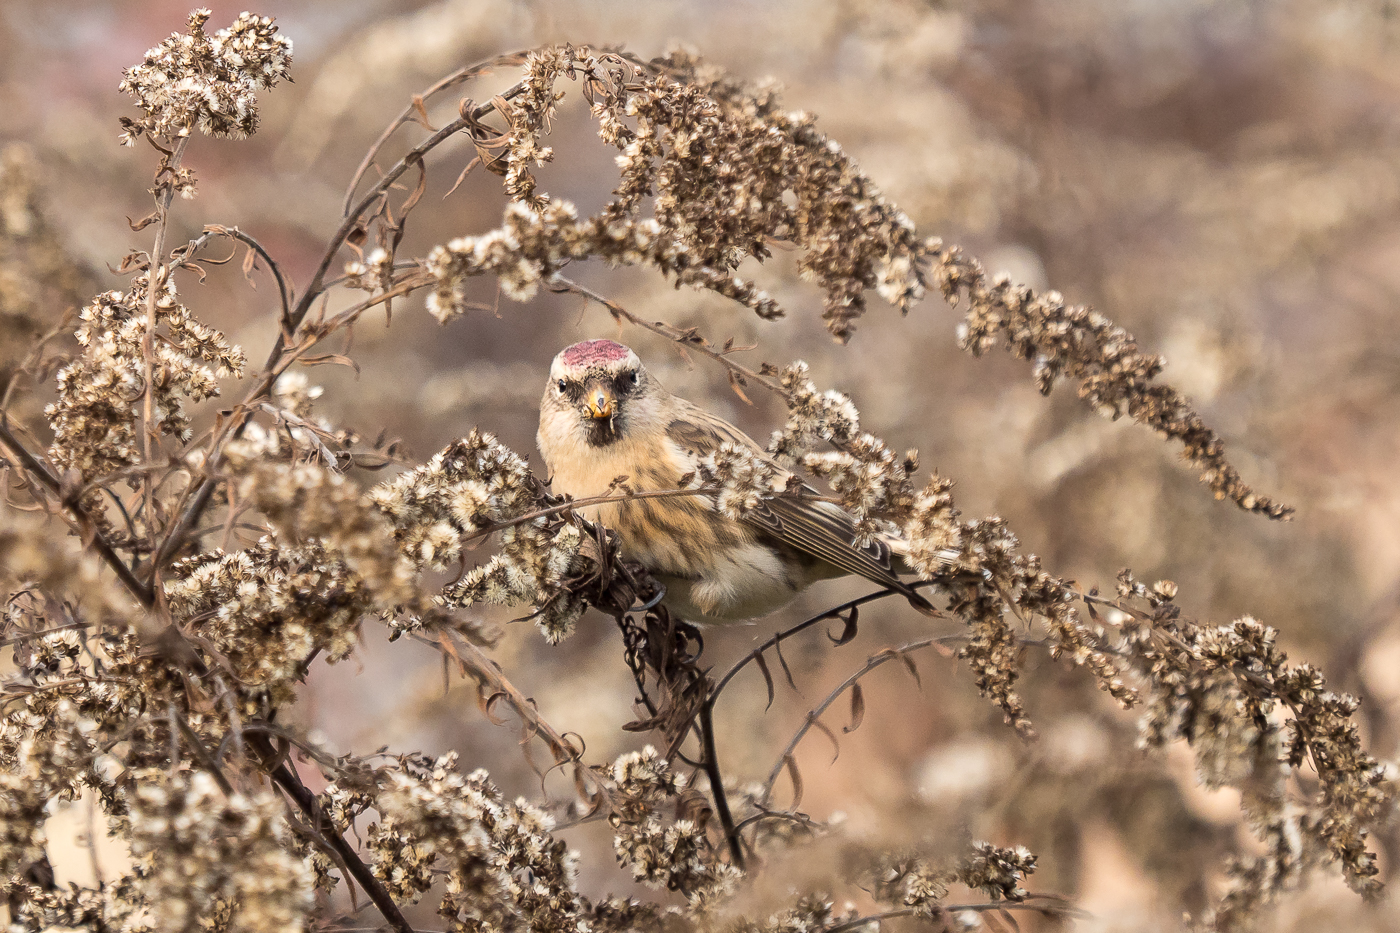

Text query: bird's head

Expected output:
[541,339,659,448]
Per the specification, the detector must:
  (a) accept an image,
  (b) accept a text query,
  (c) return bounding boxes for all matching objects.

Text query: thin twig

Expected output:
[195,225,295,329]
[270,761,418,933]
[550,274,785,396]
[140,135,191,582]
[154,83,534,583]
[0,414,155,606]
[342,52,533,216]
[413,630,604,805]
[460,487,715,545]
[760,635,956,807]
[707,585,923,711]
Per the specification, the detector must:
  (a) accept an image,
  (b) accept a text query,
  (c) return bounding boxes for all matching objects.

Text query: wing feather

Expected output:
[665,405,932,609]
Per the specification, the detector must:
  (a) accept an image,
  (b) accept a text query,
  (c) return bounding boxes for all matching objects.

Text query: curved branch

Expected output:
[342,51,533,216]
[0,414,155,607]
[550,274,786,397]
[707,585,925,713]
[154,84,553,586]
[697,696,744,870]
[759,636,955,807]
[270,761,417,933]
[199,225,294,331]
[414,630,607,808]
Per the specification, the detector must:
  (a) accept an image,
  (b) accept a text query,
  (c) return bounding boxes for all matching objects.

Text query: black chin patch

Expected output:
[584,417,621,447]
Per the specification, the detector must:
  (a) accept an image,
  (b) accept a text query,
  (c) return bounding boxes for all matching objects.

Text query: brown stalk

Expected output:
[758,635,958,808]
[269,760,418,933]
[154,87,540,589]
[0,414,154,607]
[139,135,191,578]
[341,51,533,216]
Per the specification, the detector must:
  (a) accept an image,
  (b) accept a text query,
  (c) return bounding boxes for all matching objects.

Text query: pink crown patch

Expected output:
[561,339,630,366]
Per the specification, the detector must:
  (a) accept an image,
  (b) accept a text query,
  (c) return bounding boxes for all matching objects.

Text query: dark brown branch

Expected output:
[280,118,467,358]
[154,89,539,588]
[696,696,744,869]
[707,585,925,712]
[150,277,426,578]
[270,761,417,933]
[0,414,155,607]
[197,225,295,330]
[412,631,605,806]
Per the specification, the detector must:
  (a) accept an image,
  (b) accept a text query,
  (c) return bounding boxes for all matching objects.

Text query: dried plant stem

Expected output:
[550,275,785,396]
[696,696,744,869]
[0,414,155,606]
[140,135,190,549]
[153,88,535,585]
[284,119,464,348]
[269,761,418,933]
[707,585,931,710]
[342,51,532,215]
[189,225,294,328]
[294,87,534,346]
[149,278,422,577]
[759,635,955,807]
[421,632,602,801]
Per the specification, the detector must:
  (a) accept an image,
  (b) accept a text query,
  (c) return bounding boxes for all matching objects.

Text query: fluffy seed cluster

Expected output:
[366,752,585,931]
[224,412,417,610]
[118,9,292,143]
[608,747,740,908]
[589,48,928,339]
[164,539,371,707]
[428,45,935,336]
[1113,575,1395,928]
[873,843,1038,915]
[762,361,922,546]
[684,441,787,520]
[934,247,1292,520]
[766,362,861,463]
[47,273,244,483]
[425,198,780,322]
[0,701,94,883]
[342,246,395,294]
[754,362,1128,734]
[369,430,590,641]
[370,430,540,568]
[130,771,312,933]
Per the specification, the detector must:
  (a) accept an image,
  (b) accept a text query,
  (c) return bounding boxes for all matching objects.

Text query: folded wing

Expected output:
[665,405,933,612]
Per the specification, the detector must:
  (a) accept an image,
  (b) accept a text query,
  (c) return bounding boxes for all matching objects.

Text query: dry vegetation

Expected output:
[3,3,1400,932]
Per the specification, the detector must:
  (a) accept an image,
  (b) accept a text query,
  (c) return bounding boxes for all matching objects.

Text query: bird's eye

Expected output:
[556,379,568,392]
[628,372,639,385]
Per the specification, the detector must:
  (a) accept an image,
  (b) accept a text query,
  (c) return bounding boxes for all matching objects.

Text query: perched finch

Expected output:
[538,339,936,623]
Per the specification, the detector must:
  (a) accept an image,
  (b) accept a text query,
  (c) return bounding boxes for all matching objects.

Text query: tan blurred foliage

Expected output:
[4,1,1400,930]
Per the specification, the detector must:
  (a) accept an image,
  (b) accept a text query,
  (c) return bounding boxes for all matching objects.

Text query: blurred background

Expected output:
[4,0,1400,929]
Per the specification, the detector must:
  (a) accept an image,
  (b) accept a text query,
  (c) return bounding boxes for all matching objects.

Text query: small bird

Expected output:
[538,339,934,623]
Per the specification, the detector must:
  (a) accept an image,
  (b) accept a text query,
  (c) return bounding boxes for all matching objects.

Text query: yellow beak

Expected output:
[585,384,615,419]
